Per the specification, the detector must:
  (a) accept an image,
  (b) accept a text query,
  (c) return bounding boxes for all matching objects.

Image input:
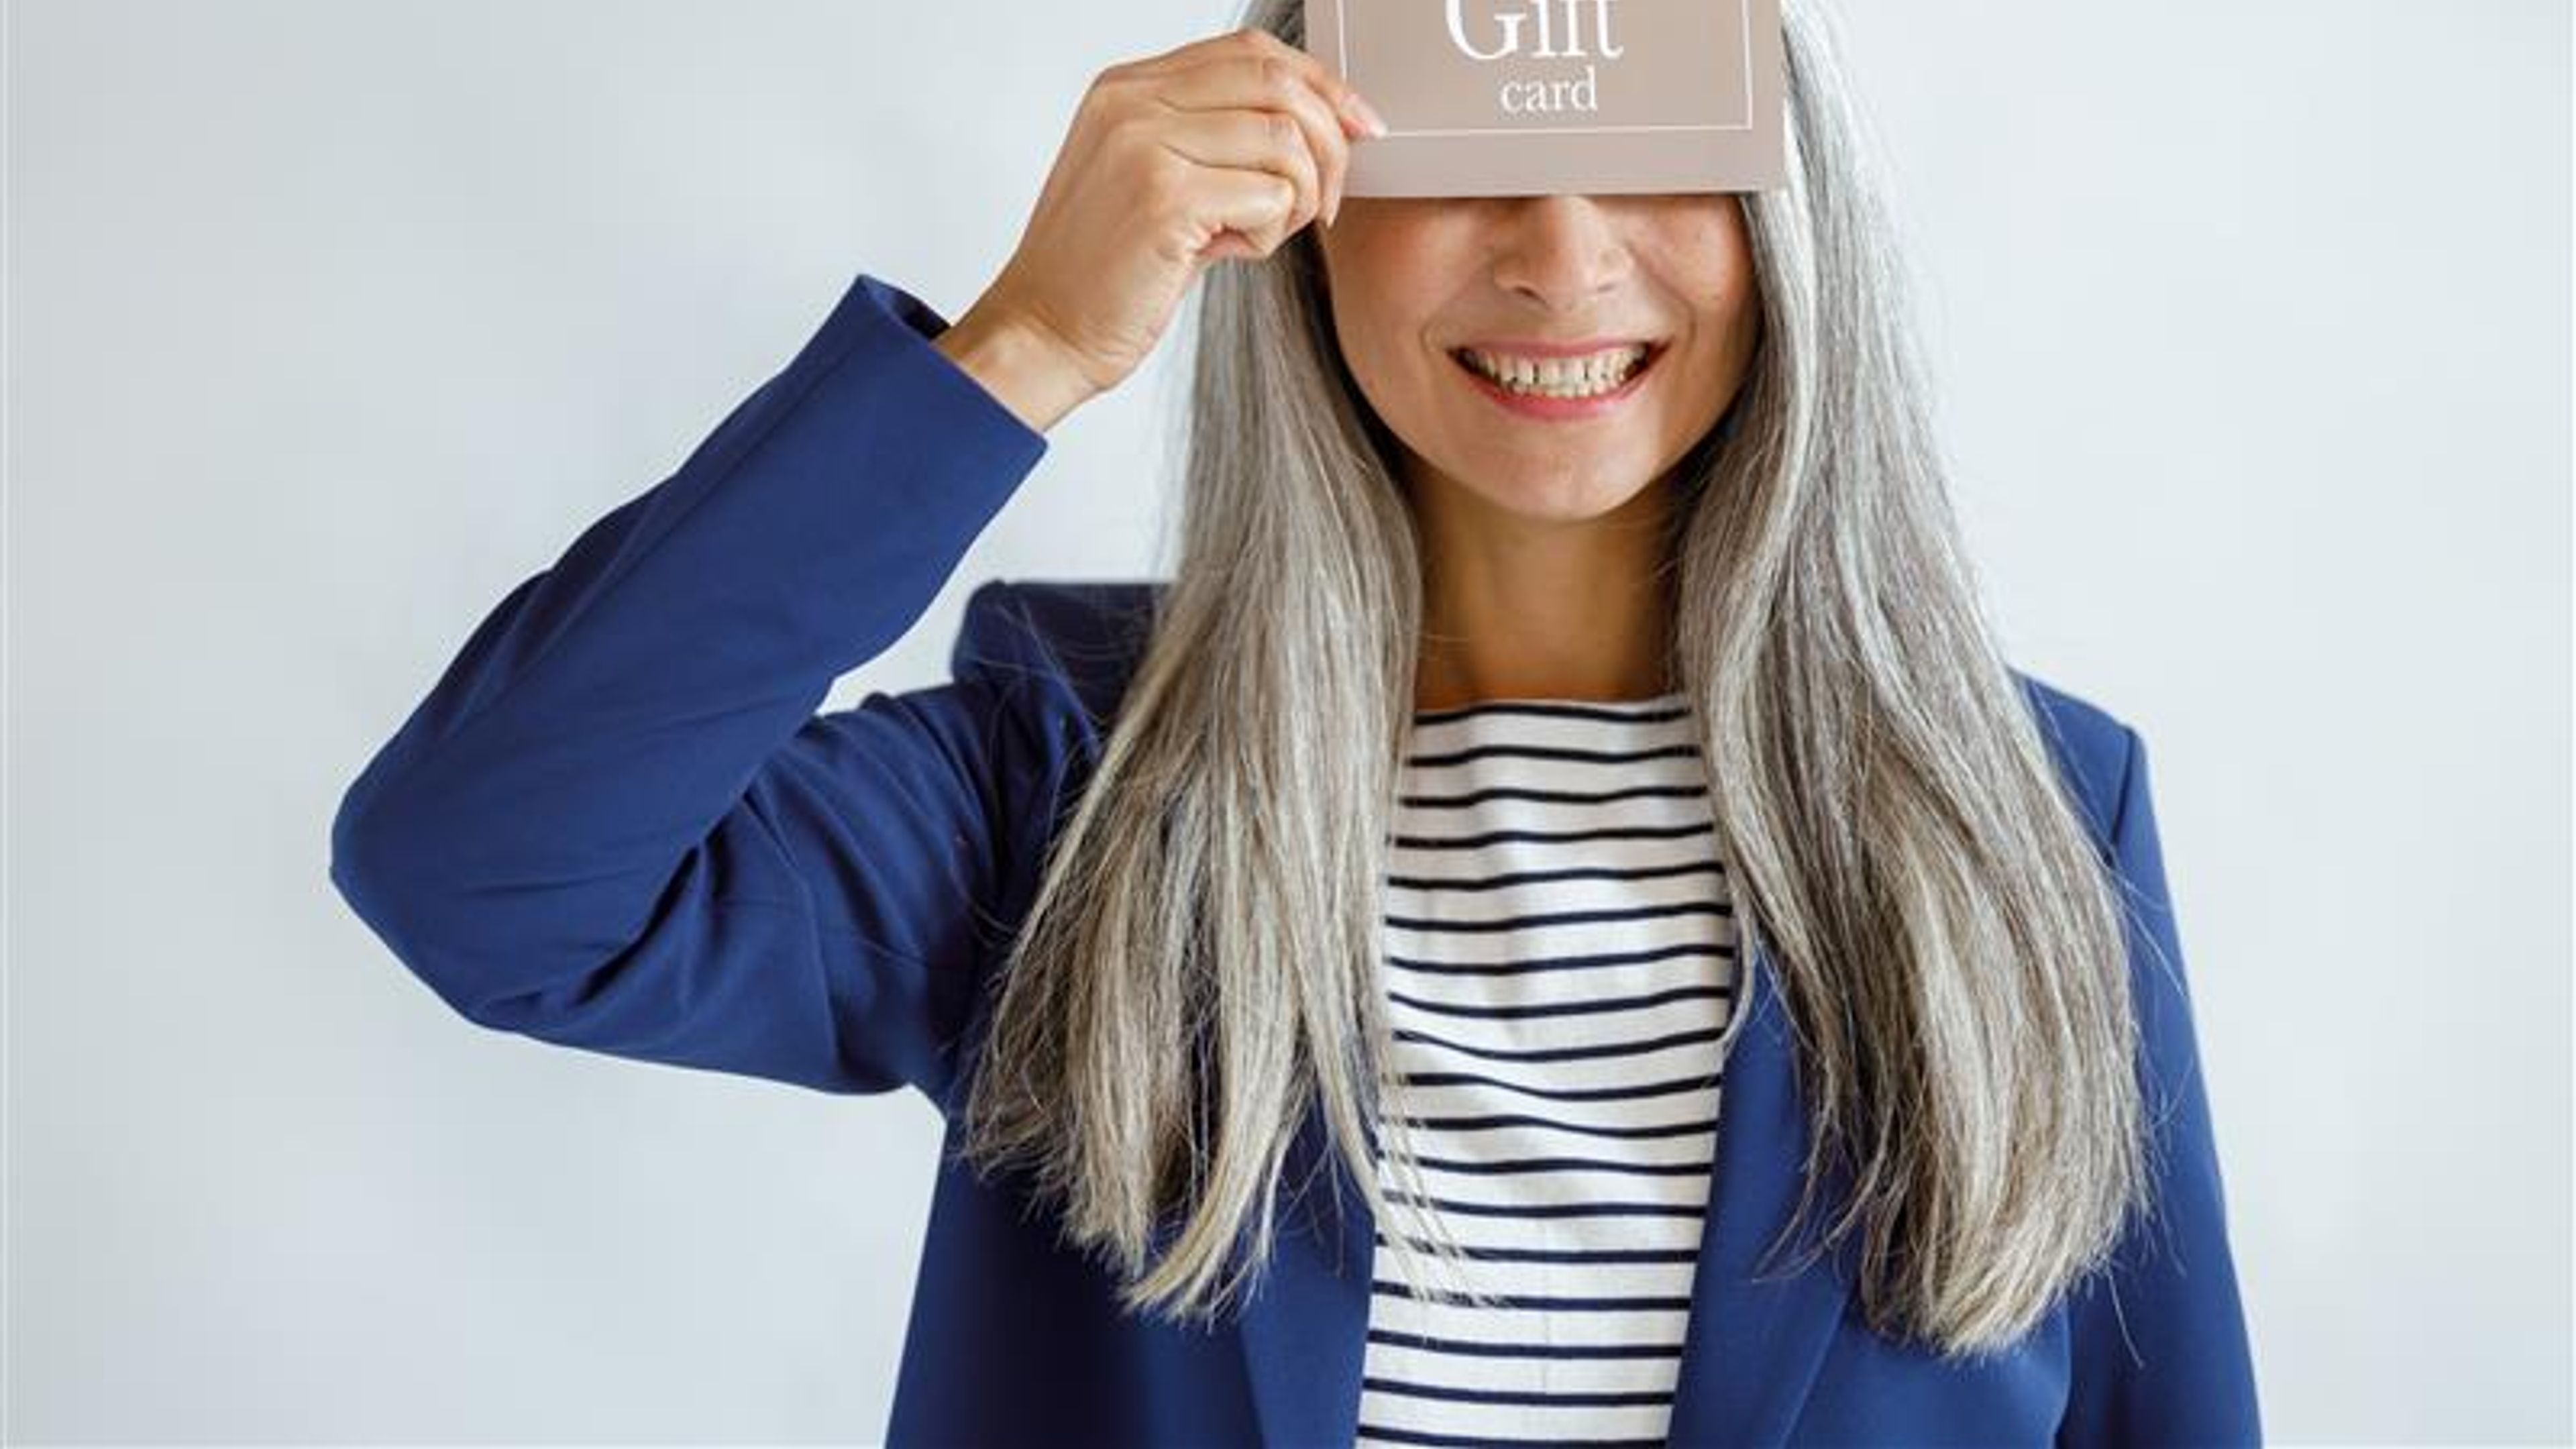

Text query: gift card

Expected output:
[1305,0,1786,196]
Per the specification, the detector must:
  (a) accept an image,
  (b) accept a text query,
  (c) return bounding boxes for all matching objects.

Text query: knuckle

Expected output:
[1103,111,1151,153]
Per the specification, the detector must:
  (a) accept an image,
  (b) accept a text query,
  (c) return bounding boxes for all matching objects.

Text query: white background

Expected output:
[8,0,2569,1441]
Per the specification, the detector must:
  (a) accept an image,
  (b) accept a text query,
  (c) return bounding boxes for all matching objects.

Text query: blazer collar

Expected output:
[1233,928,1858,1448]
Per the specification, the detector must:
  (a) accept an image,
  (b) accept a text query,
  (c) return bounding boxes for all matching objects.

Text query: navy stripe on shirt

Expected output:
[1358,694,1749,1449]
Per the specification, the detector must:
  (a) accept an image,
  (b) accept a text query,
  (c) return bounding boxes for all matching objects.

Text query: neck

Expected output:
[1409,468,1678,712]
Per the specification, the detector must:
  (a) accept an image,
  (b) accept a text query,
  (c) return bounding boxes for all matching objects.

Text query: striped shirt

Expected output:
[1357,692,1748,1449]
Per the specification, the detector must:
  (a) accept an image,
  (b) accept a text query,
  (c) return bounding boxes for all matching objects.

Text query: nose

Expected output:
[1485,194,1633,315]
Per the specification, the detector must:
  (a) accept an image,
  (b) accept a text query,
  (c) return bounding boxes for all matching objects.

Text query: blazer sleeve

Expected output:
[2057,725,2264,1446]
[327,269,1049,1107]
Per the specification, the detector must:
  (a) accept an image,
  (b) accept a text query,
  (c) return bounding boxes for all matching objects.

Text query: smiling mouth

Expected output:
[1448,341,1668,401]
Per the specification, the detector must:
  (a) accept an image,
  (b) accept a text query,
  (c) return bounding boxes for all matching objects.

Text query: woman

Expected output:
[329,1,2261,1444]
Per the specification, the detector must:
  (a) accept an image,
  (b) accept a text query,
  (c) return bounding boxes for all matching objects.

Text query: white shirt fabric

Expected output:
[1355,692,1750,1449]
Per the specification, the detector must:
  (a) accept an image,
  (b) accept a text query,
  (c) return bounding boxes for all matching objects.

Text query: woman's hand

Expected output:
[934,27,1386,433]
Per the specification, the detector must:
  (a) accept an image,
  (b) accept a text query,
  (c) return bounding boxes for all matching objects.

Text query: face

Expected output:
[1310,192,1762,526]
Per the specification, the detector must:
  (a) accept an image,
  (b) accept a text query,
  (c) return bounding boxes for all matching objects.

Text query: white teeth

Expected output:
[1461,345,1650,397]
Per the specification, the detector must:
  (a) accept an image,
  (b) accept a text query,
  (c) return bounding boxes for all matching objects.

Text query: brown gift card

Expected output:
[1304,0,1786,196]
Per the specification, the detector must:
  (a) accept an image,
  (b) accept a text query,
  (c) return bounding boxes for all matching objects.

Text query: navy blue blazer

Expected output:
[329,268,2262,1446]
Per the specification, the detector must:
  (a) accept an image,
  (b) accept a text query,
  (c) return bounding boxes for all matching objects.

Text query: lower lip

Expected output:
[1452,345,1664,421]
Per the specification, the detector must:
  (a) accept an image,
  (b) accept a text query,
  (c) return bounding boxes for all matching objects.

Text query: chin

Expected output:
[1481,475,1657,524]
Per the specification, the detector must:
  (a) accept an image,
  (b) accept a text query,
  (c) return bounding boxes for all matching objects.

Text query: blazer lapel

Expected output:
[1663,926,1858,1446]
[1233,1091,1374,1448]
[1232,929,1856,1448]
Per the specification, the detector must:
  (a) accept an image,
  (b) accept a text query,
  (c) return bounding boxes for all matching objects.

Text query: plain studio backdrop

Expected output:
[7,0,2570,1442]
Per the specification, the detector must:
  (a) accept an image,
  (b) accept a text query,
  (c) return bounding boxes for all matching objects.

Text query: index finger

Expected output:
[1132,26,1382,134]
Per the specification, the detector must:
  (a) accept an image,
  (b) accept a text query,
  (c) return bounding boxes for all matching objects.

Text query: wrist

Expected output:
[931,303,1099,436]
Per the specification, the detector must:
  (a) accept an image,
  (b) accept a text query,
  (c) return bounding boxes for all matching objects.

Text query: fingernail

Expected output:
[1344,93,1389,138]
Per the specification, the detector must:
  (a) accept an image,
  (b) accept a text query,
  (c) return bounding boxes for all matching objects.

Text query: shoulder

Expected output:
[947,576,1166,741]
[2008,665,2143,857]
[943,583,2140,851]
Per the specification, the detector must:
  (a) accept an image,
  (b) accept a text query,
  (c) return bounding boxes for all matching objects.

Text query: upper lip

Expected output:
[1455,338,1660,360]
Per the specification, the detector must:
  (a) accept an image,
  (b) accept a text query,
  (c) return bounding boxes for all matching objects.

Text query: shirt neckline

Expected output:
[1411,690,1690,722]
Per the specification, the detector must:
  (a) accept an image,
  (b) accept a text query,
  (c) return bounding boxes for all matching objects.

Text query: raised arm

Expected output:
[2057,725,2264,1445]
[330,26,1385,1108]
[328,271,1050,1104]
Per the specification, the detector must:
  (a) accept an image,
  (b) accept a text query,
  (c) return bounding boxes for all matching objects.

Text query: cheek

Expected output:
[1340,294,1446,414]
[1668,333,1746,425]
[1687,276,1762,380]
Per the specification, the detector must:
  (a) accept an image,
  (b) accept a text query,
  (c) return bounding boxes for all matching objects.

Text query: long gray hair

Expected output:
[955,0,2149,1361]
